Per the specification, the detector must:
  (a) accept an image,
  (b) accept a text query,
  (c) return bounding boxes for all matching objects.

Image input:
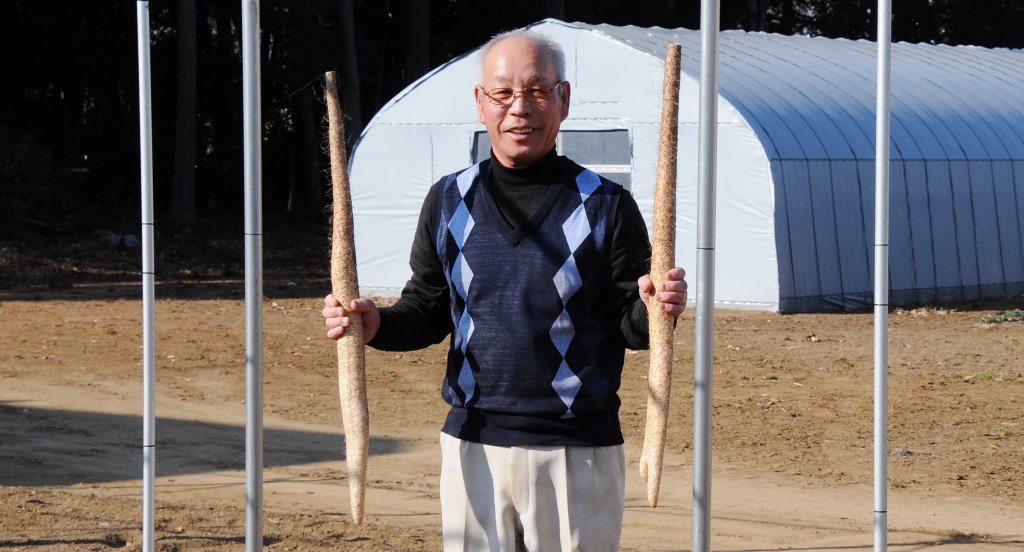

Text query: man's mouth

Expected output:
[506,127,534,135]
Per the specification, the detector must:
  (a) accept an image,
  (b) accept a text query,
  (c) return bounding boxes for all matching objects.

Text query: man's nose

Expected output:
[506,91,531,114]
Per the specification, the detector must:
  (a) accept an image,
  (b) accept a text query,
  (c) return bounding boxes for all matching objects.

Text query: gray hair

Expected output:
[478,30,566,83]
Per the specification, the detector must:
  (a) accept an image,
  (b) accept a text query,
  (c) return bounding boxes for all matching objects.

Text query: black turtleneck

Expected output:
[371,151,652,352]
[487,148,560,230]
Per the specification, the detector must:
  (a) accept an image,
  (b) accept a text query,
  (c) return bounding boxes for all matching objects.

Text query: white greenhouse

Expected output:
[348,19,1024,313]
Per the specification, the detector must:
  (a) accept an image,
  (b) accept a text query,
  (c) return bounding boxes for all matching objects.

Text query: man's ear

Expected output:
[559,81,571,121]
[474,86,486,125]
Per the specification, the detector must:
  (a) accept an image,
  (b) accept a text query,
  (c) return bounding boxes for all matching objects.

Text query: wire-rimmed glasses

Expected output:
[478,81,566,107]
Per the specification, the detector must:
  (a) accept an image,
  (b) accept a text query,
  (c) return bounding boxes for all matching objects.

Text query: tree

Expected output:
[339,0,363,147]
[544,0,565,20]
[405,0,430,84]
[171,0,198,223]
[746,0,767,31]
[2,0,1023,238]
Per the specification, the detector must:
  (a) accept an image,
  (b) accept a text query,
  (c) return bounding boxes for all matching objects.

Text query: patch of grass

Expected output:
[951,371,1023,382]
[835,359,856,370]
[980,310,1024,324]
[992,425,1015,438]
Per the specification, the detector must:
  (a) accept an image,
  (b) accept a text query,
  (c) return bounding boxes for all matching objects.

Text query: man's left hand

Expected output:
[638,267,688,316]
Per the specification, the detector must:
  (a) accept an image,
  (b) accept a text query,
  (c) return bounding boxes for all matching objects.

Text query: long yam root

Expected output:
[325,70,369,525]
[640,43,681,509]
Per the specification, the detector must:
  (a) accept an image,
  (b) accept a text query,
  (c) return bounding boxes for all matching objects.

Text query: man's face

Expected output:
[475,36,570,169]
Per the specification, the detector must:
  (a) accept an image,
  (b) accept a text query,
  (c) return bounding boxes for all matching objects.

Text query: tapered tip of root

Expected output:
[350,496,364,525]
[348,482,365,525]
[647,481,661,508]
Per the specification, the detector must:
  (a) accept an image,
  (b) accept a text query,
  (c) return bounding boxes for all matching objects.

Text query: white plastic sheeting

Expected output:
[350,19,776,309]
[348,19,1024,312]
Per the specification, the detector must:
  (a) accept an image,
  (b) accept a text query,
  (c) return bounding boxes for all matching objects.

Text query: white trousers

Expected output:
[439,432,625,552]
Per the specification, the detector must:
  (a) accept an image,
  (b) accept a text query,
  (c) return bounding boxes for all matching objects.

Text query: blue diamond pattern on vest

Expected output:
[457,306,475,345]
[562,204,591,253]
[452,300,474,348]
[575,169,601,200]
[457,357,476,404]
[553,255,582,304]
[449,201,475,249]
[446,164,479,405]
[548,175,599,418]
[549,308,575,356]
[451,284,477,404]
[452,252,473,300]
[552,360,583,418]
[456,163,478,195]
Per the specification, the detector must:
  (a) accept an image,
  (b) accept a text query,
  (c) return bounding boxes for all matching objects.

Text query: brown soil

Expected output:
[1,229,1022,550]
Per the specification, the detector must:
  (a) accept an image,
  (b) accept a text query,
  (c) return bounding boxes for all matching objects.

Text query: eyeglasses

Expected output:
[478,81,566,107]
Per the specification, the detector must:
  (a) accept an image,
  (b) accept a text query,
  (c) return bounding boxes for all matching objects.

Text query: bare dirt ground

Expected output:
[1,228,1023,551]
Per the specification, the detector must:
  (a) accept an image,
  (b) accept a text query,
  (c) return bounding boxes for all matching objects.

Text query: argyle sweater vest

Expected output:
[436,159,628,446]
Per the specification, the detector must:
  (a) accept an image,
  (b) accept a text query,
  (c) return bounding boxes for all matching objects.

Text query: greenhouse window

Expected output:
[472,129,632,189]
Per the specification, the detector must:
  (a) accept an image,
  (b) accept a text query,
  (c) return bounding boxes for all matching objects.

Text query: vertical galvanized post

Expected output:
[693,1,721,551]
[873,1,893,552]
[242,1,264,551]
[135,2,156,551]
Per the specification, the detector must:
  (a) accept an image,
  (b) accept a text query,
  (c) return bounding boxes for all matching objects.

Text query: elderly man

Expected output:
[323,30,687,551]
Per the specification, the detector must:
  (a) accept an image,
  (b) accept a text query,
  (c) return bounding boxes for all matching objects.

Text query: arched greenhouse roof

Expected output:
[349,19,1024,312]
[585,22,1024,163]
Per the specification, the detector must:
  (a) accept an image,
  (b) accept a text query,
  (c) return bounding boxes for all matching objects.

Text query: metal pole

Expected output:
[135,3,156,551]
[242,1,264,551]
[873,1,893,551]
[693,1,720,551]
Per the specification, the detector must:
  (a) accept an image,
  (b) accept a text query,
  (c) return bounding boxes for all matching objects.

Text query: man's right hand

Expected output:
[322,294,381,343]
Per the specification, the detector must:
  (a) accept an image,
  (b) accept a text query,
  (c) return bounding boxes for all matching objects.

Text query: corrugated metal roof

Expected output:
[571,22,1024,163]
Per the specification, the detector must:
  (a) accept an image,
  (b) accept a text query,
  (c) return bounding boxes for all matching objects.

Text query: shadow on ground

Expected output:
[0,277,331,302]
[0,401,400,486]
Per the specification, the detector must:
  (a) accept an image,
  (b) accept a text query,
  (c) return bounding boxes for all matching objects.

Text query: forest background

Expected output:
[2,0,1022,249]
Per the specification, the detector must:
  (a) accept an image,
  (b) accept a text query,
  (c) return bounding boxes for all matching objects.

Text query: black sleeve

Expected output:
[609,189,652,350]
[368,182,453,351]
